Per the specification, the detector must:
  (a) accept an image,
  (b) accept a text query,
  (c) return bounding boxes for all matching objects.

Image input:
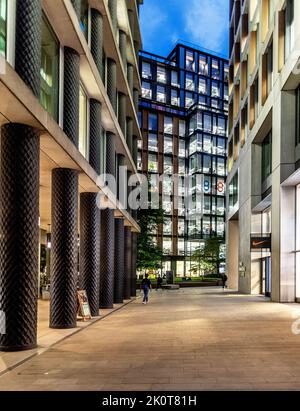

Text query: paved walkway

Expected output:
[1,288,300,391]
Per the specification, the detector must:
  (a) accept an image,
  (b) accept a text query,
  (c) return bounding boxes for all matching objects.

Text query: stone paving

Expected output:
[1,288,300,391]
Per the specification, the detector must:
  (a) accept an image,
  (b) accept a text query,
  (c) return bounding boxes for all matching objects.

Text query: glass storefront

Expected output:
[40,15,59,120]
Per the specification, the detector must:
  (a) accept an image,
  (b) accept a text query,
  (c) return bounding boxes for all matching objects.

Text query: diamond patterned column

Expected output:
[80,193,100,317]
[89,99,102,175]
[131,232,137,297]
[50,169,79,329]
[118,93,127,136]
[126,117,133,154]
[108,0,117,33]
[91,9,103,78]
[114,219,125,304]
[106,132,116,177]
[64,47,80,147]
[133,88,139,114]
[100,209,115,309]
[0,124,40,352]
[15,0,42,97]
[119,30,127,69]
[107,58,117,113]
[124,227,132,300]
[127,63,134,96]
[70,0,81,18]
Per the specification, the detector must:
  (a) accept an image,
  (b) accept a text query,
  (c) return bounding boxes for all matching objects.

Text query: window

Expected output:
[186,73,195,91]
[178,239,185,256]
[285,0,294,61]
[163,238,172,254]
[164,157,173,174]
[80,0,89,39]
[163,218,172,235]
[79,85,88,158]
[211,81,220,98]
[157,65,167,83]
[296,86,300,145]
[262,132,272,182]
[149,113,158,131]
[203,114,211,133]
[199,78,207,94]
[163,195,173,214]
[199,55,209,75]
[164,116,173,134]
[148,133,158,152]
[217,158,225,176]
[157,85,166,103]
[164,136,173,154]
[186,50,195,71]
[203,155,212,173]
[185,92,194,108]
[178,158,185,174]
[171,89,179,106]
[203,135,212,153]
[40,15,59,121]
[142,81,152,99]
[179,140,185,157]
[224,63,229,82]
[137,152,142,170]
[0,0,6,56]
[149,174,159,193]
[229,172,238,208]
[212,59,220,79]
[179,120,186,137]
[171,71,179,87]
[142,62,152,79]
[178,220,185,236]
[148,154,158,172]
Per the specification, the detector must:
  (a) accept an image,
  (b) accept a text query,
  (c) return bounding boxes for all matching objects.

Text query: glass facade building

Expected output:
[139,43,228,277]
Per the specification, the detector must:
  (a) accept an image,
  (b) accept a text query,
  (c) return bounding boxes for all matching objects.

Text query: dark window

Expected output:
[229,172,238,208]
[262,132,272,182]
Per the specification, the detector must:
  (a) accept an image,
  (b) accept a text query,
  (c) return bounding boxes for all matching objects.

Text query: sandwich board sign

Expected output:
[77,290,92,321]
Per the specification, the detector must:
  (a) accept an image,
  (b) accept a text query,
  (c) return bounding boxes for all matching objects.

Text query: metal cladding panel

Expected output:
[50,169,79,329]
[0,124,40,351]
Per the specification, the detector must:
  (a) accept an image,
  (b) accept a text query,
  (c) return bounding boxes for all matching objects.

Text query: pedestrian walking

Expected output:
[156,276,163,291]
[222,274,228,290]
[141,274,152,304]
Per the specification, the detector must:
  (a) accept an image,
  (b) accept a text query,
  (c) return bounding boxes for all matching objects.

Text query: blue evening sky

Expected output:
[140,0,229,59]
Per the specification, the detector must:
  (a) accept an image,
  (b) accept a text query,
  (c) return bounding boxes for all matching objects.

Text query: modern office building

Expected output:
[227,0,300,302]
[138,43,228,277]
[0,0,142,352]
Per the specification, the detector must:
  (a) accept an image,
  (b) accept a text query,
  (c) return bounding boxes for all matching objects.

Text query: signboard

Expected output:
[250,236,271,251]
[77,290,92,321]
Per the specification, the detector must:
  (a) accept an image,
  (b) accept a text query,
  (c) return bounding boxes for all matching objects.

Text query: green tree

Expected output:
[137,207,165,275]
[190,237,223,277]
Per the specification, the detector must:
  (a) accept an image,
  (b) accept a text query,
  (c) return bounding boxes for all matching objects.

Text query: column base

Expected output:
[0,343,37,353]
[50,323,77,330]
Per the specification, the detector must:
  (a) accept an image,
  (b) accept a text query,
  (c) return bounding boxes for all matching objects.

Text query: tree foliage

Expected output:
[190,237,223,276]
[136,207,165,273]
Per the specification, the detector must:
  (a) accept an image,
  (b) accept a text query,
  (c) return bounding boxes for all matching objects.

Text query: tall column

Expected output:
[108,0,118,33]
[131,232,137,297]
[89,99,102,175]
[133,88,139,114]
[100,209,115,309]
[117,154,126,208]
[127,64,134,96]
[80,193,100,317]
[132,135,138,167]
[70,0,81,18]
[91,9,103,79]
[119,30,127,69]
[118,93,127,135]
[126,117,133,154]
[64,47,80,147]
[15,0,41,97]
[99,133,116,309]
[107,58,117,113]
[114,219,125,304]
[0,124,40,352]
[127,9,134,35]
[124,227,132,300]
[50,169,79,329]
